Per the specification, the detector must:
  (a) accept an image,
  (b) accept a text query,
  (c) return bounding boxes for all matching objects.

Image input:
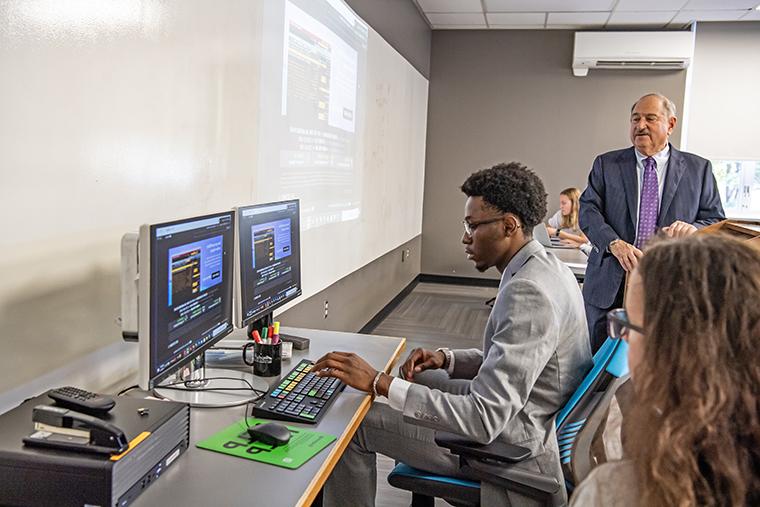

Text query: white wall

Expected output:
[682,21,760,219]
[0,0,427,407]
[685,22,760,161]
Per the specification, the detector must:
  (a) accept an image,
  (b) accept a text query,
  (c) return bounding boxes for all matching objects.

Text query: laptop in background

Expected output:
[533,223,575,249]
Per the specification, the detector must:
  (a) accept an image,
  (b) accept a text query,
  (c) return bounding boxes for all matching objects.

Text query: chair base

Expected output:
[388,464,480,507]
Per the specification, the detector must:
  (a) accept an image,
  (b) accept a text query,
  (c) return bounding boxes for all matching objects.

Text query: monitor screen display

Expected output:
[147,212,234,387]
[235,200,302,327]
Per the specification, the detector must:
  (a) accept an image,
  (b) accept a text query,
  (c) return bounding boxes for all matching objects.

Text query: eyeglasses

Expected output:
[606,308,644,342]
[462,216,504,236]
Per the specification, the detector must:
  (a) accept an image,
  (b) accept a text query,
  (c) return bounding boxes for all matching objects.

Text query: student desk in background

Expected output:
[131,327,406,507]
[548,246,588,282]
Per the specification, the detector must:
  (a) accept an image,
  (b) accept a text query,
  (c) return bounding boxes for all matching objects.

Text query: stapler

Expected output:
[23,405,129,455]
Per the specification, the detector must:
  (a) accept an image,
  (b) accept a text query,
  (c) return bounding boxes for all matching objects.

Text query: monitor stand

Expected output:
[153,354,270,408]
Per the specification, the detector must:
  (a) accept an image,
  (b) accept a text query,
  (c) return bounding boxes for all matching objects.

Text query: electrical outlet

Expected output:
[324,300,329,319]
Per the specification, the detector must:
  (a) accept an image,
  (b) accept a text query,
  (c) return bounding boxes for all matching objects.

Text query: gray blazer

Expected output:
[403,241,592,504]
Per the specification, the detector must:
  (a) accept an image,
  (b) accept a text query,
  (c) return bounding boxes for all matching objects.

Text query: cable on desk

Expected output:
[117,384,139,396]
[244,400,254,430]
[158,376,265,398]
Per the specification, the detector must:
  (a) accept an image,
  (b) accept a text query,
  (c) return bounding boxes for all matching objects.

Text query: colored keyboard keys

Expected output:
[252,359,346,424]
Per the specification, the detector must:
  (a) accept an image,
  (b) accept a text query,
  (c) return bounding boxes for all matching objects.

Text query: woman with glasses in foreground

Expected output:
[571,234,760,506]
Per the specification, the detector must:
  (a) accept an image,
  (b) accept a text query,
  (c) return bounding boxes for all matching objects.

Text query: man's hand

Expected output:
[399,348,445,381]
[313,351,381,394]
[662,220,697,238]
[609,239,643,272]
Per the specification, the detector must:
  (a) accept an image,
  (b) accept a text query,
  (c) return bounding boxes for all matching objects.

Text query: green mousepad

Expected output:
[196,418,336,469]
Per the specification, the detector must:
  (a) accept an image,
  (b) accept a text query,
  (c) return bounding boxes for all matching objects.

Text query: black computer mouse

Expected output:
[247,422,291,447]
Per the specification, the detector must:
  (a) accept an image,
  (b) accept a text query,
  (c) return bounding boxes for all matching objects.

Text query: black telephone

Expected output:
[23,405,129,455]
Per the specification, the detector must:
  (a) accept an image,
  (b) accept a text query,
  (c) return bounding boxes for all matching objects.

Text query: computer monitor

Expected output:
[137,211,235,391]
[234,200,302,330]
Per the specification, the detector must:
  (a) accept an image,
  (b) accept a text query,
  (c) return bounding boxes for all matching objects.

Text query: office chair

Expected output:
[387,336,630,507]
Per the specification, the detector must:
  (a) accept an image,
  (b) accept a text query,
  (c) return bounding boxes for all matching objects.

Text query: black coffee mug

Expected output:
[243,341,282,377]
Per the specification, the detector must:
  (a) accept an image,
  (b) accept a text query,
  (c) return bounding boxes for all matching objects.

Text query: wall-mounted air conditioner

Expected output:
[572,31,694,77]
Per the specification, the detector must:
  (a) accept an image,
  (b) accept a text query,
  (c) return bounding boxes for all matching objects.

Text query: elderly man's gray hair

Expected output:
[631,93,677,119]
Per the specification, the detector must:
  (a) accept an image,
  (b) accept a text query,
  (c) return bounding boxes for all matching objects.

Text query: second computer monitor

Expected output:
[234,199,302,328]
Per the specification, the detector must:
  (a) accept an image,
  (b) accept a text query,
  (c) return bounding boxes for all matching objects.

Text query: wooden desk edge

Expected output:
[296,337,407,507]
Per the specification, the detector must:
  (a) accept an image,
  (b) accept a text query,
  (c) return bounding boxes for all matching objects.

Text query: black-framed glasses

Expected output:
[462,216,504,236]
[607,308,644,341]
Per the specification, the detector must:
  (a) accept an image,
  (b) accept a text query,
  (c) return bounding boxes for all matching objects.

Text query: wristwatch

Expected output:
[555,229,561,237]
[436,348,452,370]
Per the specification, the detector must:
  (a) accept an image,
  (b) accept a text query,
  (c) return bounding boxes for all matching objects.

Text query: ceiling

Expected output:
[413,0,760,30]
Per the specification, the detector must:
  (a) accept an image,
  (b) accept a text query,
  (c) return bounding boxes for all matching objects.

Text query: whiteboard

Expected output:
[0,0,427,393]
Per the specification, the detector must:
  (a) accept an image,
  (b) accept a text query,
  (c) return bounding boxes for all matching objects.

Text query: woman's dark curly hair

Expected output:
[460,162,547,229]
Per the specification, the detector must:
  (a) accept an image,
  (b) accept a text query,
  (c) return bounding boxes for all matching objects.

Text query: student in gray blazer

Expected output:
[314,162,592,507]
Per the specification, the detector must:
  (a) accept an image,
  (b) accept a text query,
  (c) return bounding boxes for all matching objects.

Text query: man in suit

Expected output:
[580,93,725,353]
[314,162,592,506]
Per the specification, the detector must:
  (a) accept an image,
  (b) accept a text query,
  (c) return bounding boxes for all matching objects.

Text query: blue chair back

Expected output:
[555,337,629,490]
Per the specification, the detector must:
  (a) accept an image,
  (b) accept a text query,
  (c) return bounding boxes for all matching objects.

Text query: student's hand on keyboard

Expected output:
[313,351,377,394]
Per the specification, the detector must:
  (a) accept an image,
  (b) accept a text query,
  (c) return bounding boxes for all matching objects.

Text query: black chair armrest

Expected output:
[434,432,532,464]
[462,460,561,497]
[433,432,563,506]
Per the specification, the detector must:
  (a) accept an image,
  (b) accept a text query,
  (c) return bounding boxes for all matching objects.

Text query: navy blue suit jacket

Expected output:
[579,144,725,308]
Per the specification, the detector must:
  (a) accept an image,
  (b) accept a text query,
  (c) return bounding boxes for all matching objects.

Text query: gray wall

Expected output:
[345,0,431,78]
[421,30,687,278]
[279,237,420,332]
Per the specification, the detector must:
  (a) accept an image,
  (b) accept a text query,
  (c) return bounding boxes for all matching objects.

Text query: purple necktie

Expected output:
[635,157,658,249]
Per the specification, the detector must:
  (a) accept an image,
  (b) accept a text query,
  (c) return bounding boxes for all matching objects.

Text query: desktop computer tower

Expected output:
[0,393,190,507]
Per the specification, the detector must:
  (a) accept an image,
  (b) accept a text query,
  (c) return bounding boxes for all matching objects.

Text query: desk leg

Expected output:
[310,488,323,507]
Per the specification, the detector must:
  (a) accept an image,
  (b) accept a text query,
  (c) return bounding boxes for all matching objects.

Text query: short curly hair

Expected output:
[460,162,547,230]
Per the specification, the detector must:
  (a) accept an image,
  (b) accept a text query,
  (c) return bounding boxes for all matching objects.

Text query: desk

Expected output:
[547,247,587,281]
[134,327,405,507]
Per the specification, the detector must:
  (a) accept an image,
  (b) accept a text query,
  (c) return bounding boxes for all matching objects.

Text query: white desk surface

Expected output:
[546,246,587,278]
[131,327,406,507]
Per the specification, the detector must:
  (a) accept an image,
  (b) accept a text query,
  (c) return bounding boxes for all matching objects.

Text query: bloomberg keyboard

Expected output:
[251,359,346,424]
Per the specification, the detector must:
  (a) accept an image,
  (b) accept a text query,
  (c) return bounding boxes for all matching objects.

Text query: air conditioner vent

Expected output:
[595,60,688,68]
[572,31,694,77]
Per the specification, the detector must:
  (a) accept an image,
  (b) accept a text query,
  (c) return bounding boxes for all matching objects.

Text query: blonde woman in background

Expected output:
[546,187,589,249]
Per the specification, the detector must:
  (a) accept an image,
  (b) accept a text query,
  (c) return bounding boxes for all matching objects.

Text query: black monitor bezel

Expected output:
[144,210,235,390]
[234,199,302,329]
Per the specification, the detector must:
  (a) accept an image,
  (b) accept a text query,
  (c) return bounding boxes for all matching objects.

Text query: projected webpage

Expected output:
[259,0,368,230]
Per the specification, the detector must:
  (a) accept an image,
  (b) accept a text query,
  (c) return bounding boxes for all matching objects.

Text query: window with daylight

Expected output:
[712,160,760,219]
